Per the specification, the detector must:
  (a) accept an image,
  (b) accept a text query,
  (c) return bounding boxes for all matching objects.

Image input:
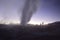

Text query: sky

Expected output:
[0,0,60,25]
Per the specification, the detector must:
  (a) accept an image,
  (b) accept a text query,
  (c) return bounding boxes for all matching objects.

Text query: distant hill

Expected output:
[47,21,60,28]
[47,21,60,35]
[48,21,60,25]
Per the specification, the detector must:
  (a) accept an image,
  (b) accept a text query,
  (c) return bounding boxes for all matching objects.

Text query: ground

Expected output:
[0,21,60,40]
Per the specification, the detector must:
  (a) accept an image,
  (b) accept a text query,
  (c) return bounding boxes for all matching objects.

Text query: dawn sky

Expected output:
[0,0,60,24]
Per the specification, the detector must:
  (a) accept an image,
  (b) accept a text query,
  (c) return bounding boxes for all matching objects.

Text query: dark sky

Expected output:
[0,0,60,24]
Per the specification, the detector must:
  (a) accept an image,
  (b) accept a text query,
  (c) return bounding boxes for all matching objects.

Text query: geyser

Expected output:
[21,0,39,25]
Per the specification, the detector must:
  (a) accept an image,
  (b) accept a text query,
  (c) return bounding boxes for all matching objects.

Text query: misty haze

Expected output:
[0,0,60,40]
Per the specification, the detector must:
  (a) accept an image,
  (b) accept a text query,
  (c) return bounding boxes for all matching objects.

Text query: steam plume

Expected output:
[21,0,39,25]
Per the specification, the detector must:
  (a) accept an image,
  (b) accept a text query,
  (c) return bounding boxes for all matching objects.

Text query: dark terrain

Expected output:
[0,21,60,40]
